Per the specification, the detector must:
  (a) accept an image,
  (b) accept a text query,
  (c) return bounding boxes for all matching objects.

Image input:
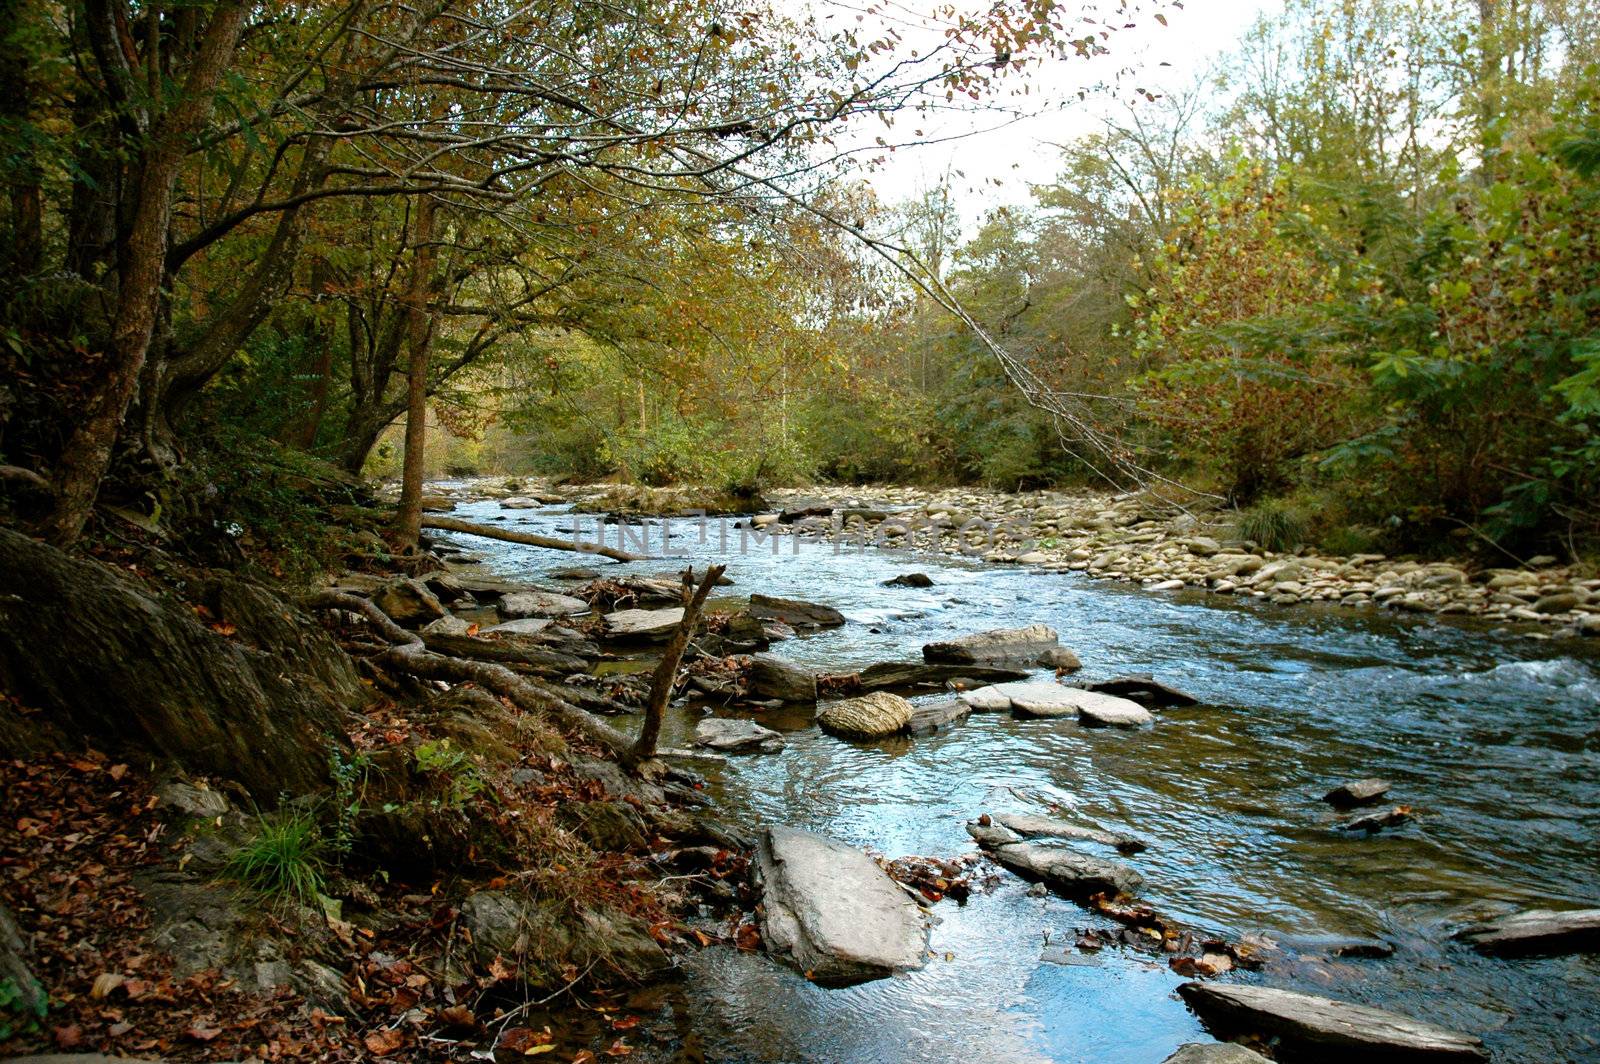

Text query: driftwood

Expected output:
[303,591,636,760]
[421,515,647,563]
[630,566,724,764]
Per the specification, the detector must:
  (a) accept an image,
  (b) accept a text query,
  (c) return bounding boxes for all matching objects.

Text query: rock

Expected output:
[421,614,475,636]
[1579,614,1600,636]
[484,617,553,636]
[460,891,671,987]
[603,606,685,639]
[1176,983,1486,1061]
[155,781,231,819]
[818,691,914,739]
[1456,907,1600,955]
[1183,537,1222,557]
[883,572,934,588]
[1075,693,1156,727]
[558,799,651,851]
[1085,674,1199,708]
[990,812,1145,854]
[853,661,1028,692]
[966,820,1022,847]
[419,492,456,512]
[754,826,927,986]
[923,623,1076,668]
[960,682,1152,726]
[1527,554,1558,567]
[747,593,846,628]
[1322,778,1393,807]
[499,590,590,618]
[990,842,1142,898]
[372,576,448,626]
[1015,551,1050,564]
[907,698,971,735]
[550,567,602,581]
[1149,578,1186,591]
[694,718,785,753]
[778,505,834,524]
[499,497,542,509]
[959,680,1064,712]
[752,512,781,527]
[1533,592,1580,613]
[1162,1044,1273,1064]
[1341,806,1412,833]
[748,653,818,702]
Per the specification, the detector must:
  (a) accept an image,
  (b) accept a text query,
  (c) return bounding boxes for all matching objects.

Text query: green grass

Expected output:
[1234,501,1309,553]
[222,808,328,907]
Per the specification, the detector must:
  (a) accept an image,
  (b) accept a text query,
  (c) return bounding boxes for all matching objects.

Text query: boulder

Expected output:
[990,812,1145,854]
[694,718,785,753]
[485,617,553,636]
[1455,907,1600,955]
[500,590,590,619]
[604,607,685,639]
[421,614,475,637]
[922,624,1080,669]
[1341,806,1412,833]
[1162,1045,1272,1064]
[990,842,1142,898]
[882,572,934,588]
[1176,983,1487,1061]
[754,827,927,986]
[748,654,818,702]
[372,576,447,626]
[1086,674,1199,708]
[549,567,603,581]
[818,692,914,739]
[966,820,1022,848]
[1075,693,1156,727]
[748,593,846,628]
[1322,778,1393,808]
[853,661,1028,693]
[959,682,1153,726]
[460,891,671,987]
[499,497,542,509]
[908,698,972,735]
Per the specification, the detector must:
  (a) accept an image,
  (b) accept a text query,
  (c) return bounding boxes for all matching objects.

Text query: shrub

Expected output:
[1234,500,1308,552]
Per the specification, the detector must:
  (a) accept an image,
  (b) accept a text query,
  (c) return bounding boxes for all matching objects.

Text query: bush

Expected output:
[222,808,328,906]
[1234,500,1308,552]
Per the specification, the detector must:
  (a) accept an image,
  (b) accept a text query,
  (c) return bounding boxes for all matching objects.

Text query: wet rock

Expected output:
[907,698,972,735]
[961,682,1153,726]
[1534,592,1580,613]
[1176,983,1487,1061]
[1333,940,1397,959]
[694,718,785,753]
[499,590,590,619]
[485,617,553,636]
[1340,806,1412,833]
[990,812,1146,854]
[748,653,818,702]
[603,606,685,639]
[883,572,934,588]
[754,826,927,986]
[778,505,834,524]
[854,661,1028,693]
[1162,1044,1272,1064]
[818,691,913,739]
[550,566,603,581]
[747,593,846,628]
[965,819,1023,847]
[1086,674,1199,708]
[1578,614,1600,637]
[372,576,447,626]
[959,680,1069,713]
[922,623,1078,669]
[1322,778,1393,808]
[1455,907,1600,955]
[990,842,1142,898]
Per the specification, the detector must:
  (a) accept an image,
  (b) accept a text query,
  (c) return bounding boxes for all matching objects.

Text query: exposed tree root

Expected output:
[422,515,648,562]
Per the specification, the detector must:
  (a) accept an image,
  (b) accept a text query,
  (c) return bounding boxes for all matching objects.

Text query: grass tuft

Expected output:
[222,807,328,906]
[1234,500,1308,553]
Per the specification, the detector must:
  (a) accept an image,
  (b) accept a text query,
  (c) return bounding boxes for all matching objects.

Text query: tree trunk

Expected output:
[421,515,649,562]
[44,0,250,546]
[629,565,723,764]
[396,196,438,550]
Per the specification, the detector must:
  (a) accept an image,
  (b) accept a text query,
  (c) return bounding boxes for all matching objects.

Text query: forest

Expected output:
[2,0,1599,1063]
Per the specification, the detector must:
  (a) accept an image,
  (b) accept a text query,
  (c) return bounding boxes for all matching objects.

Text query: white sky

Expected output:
[848,0,1277,211]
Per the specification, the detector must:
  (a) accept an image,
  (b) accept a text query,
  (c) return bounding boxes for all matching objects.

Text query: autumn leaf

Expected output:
[364,1027,407,1056]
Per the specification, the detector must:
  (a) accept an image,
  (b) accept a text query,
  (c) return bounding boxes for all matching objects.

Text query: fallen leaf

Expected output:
[91,972,126,999]
[364,1027,407,1056]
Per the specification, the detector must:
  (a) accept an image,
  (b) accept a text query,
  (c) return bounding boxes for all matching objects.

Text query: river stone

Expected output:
[922,623,1077,668]
[550,567,603,581]
[1455,907,1600,955]
[883,572,934,588]
[855,661,1029,692]
[817,692,913,739]
[1162,1044,1272,1064]
[990,842,1142,898]
[500,496,542,509]
[754,827,927,986]
[1176,983,1487,1061]
[966,820,1023,847]
[748,653,818,702]
[693,718,785,753]
[1074,691,1155,727]
[485,617,553,636]
[372,576,447,626]
[422,614,475,637]
[500,590,590,618]
[1322,778,1392,808]
[1534,591,1580,613]
[604,606,685,638]
[991,812,1146,854]
[959,681,1068,713]
[1086,674,1199,708]
[908,698,972,735]
[748,593,846,628]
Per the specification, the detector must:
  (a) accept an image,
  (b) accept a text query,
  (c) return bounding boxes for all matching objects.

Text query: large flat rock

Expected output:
[959,682,1154,726]
[990,841,1142,898]
[748,593,846,628]
[1177,983,1487,1061]
[922,623,1078,668]
[991,812,1146,854]
[694,718,784,753]
[499,589,591,618]
[754,827,927,986]
[603,606,684,638]
[1162,1044,1272,1064]
[854,660,1029,692]
[748,653,818,702]
[1455,907,1600,955]
[1086,673,1199,707]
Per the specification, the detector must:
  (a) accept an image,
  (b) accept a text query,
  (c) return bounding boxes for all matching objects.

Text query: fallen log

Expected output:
[303,591,636,761]
[421,515,648,563]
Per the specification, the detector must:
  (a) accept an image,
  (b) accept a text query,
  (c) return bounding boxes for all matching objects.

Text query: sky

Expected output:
[845,0,1277,211]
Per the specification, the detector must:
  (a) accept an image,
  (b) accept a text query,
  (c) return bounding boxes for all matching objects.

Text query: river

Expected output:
[434,494,1600,1063]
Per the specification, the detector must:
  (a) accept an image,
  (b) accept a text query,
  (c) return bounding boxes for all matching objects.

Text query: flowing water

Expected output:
[435,494,1600,1063]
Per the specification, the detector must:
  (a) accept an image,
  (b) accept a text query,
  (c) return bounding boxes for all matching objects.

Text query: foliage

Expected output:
[1233,500,1310,553]
[412,740,485,808]
[0,974,47,1041]
[222,808,329,908]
